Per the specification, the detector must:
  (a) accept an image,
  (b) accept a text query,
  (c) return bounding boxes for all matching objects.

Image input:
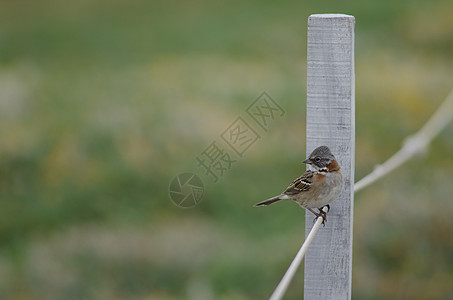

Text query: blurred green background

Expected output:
[1,0,453,299]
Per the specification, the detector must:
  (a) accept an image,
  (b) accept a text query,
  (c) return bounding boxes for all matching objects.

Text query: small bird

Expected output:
[254,146,343,224]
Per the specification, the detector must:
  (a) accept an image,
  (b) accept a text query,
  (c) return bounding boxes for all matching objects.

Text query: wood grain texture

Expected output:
[304,14,355,300]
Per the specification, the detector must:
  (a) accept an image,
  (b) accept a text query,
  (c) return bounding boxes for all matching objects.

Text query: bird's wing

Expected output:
[283,170,314,194]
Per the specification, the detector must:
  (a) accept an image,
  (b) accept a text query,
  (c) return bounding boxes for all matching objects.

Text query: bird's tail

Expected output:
[254,195,284,207]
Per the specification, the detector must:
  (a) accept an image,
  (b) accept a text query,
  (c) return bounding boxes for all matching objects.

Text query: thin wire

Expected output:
[268,89,453,300]
[354,88,453,193]
[269,206,328,300]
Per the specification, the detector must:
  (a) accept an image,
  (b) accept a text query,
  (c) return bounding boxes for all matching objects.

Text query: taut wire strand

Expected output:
[269,206,328,300]
[354,89,453,193]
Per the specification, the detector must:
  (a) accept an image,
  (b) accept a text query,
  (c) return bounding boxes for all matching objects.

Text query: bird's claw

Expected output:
[312,215,327,226]
[312,205,329,226]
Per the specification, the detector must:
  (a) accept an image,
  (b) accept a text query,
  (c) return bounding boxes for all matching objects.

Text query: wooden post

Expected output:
[304,14,355,299]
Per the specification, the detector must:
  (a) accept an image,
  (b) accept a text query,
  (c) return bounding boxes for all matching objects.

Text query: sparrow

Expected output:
[254,146,343,224]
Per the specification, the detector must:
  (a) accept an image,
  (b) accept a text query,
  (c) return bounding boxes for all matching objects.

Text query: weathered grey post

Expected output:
[304,14,355,299]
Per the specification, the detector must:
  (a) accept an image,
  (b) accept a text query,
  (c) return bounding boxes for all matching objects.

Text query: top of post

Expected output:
[309,14,355,24]
[309,13,354,19]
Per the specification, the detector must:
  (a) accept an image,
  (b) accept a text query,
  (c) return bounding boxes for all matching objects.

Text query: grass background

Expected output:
[0,0,453,299]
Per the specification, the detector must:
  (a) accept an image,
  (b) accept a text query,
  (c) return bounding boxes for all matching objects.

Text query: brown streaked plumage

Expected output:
[254,146,343,224]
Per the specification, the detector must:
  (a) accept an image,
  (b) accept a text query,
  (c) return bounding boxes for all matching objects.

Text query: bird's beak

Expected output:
[303,158,310,164]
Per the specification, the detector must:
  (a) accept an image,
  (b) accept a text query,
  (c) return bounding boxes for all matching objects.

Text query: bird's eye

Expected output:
[315,157,321,162]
